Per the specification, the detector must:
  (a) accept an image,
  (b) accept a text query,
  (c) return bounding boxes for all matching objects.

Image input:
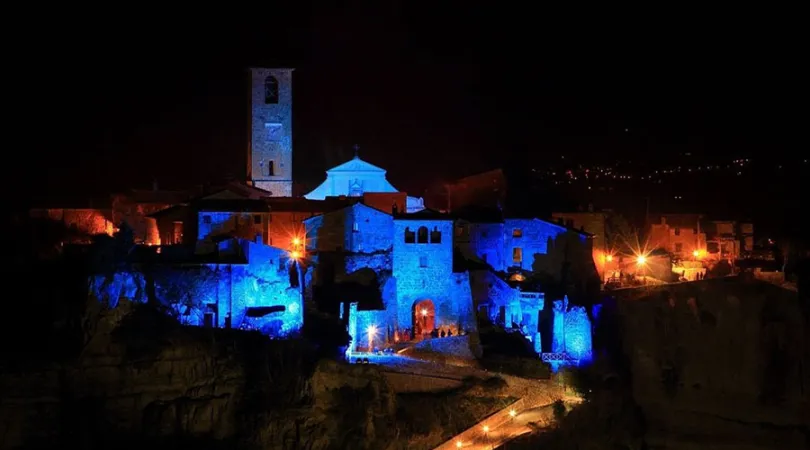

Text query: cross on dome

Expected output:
[353,144,360,159]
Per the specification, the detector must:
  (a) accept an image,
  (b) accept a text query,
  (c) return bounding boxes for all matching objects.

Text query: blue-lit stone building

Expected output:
[80,67,596,368]
[88,238,303,336]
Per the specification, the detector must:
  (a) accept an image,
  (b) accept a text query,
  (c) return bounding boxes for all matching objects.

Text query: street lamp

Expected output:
[289,250,301,260]
[636,255,647,265]
[455,441,462,448]
[509,409,517,418]
[292,237,301,246]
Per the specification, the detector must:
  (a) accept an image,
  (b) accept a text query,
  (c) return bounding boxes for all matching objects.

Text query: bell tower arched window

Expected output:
[404,227,415,243]
[417,226,429,243]
[430,226,441,243]
[264,76,279,104]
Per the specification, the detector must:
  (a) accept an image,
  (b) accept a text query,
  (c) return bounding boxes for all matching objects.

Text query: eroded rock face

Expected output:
[611,277,809,448]
[0,301,398,450]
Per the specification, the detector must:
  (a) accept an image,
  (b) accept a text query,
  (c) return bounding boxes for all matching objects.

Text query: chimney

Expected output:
[152,179,159,191]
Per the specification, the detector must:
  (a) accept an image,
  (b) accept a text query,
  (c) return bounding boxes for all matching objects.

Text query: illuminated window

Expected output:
[352,222,359,232]
[430,227,441,243]
[264,76,279,104]
[405,227,415,243]
[513,247,523,263]
[417,226,428,243]
[512,228,523,238]
[419,255,428,267]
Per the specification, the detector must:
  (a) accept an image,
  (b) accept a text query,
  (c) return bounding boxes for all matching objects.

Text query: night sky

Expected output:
[12,6,803,207]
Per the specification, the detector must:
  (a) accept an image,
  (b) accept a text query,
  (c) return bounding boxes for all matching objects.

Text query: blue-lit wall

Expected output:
[548,295,593,371]
[197,211,270,243]
[502,218,570,271]
[88,239,303,338]
[469,269,544,351]
[392,219,476,333]
[455,220,505,269]
[304,203,393,254]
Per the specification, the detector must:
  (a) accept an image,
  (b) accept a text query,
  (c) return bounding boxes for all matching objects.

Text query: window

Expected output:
[512,247,523,263]
[674,228,681,236]
[352,222,359,232]
[264,76,279,104]
[675,243,683,252]
[417,226,429,243]
[404,227,415,243]
[253,215,262,224]
[430,227,441,243]
[267,160,275,176]
[512,228,523,238]
[419,255,428,267]
[265,123,282,141]
[203,215,212,224]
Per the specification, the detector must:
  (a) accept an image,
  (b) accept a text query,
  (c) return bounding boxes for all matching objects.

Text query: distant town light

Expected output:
[483,425,490,433]
[509,409,517,417]
[606,254,613,262]
[456,441,463,448]
[693,250,699,257]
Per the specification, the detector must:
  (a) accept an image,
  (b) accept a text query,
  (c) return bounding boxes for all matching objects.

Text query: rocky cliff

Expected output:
[609,277,808,448]
[0,300,397,450]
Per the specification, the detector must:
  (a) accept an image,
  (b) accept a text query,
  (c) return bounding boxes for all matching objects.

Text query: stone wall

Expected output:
[197,211,270,243]
[608,277,808,447]
[458,222,505,269]
[87,241,302,338]
[308,203,393,253]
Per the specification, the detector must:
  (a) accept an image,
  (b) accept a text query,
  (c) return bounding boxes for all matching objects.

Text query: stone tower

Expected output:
[248,68,294,197]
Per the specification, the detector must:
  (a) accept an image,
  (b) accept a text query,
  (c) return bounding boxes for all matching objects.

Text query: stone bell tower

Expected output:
[247,68,294,197]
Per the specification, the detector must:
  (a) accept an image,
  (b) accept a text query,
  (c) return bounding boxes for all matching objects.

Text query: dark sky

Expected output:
[12,6,803,204]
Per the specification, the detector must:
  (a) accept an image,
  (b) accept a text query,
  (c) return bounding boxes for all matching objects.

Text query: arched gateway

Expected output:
[412,299,435,339]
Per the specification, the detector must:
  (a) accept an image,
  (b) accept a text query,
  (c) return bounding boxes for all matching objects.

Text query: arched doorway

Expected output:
[413,299,436,339]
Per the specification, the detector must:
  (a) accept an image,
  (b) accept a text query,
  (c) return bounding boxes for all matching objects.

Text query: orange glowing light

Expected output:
[636,255,647,265]
[692,250,699,257]
[456,441,463,448]
[483,425,490,433]
[606,254,613,262]
[290,250,301,260]
[421,308,428,317]
[292,237,301,246]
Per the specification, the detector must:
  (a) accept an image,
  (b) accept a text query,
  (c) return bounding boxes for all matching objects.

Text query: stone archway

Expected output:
[413,299,436,339]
